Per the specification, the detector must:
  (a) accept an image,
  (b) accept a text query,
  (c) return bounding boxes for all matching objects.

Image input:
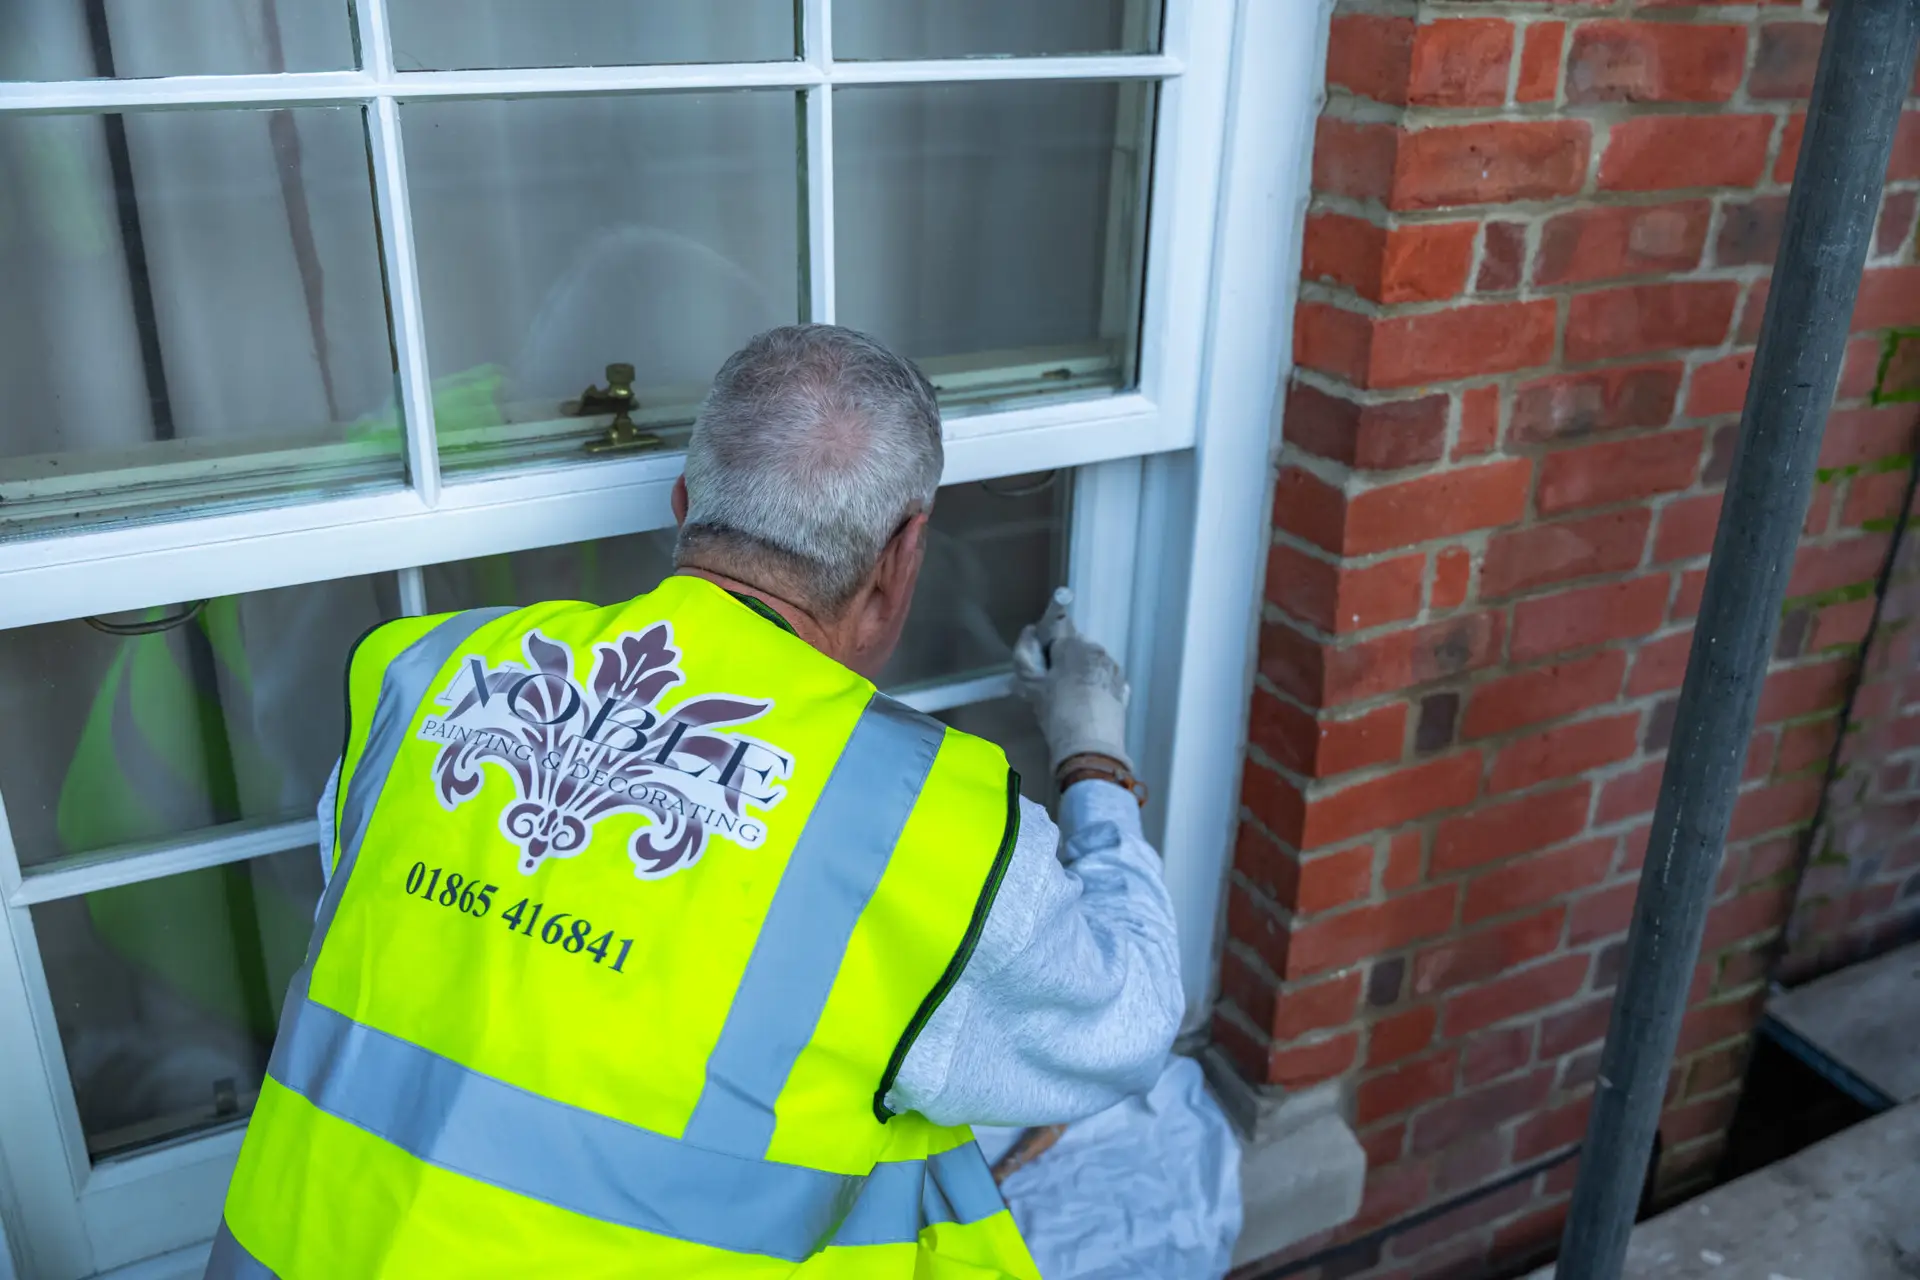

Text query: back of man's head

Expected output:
[677,325,943,614]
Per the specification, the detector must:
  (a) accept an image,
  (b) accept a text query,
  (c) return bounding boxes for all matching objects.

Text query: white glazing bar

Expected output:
[83,1127,244,1196]
[0,935,89,1273]
[0,428,1179,630]
[1117,0,1191,416]
[0,783,22,908]
[1130,75,1170,406]
[0,480,667,631]
[9,820,319,908]
[828,54,1177,84]
[0,392,1178,630]
[805,0,832,67]
[78,1136,238,1269]
[891,670,1016,716]
[0,816,80,1239]
[804,86,836,323]
[356,0,413,512]
[1131,0,1227,433]
[1160,0,1192,62]
[387,62,824,99]
[355,0,398,81]
[803,0,835,322]
[397,565,429,615]
[79,1241,212,1279]
[1067,457,1144,661]
[0,71,375,113]
[7,904,92,1204]
[944,388,1157,435]
[0,66,817,115]
[368,96,442,506]
[0,55,1176,117]
[0,790,91,1271]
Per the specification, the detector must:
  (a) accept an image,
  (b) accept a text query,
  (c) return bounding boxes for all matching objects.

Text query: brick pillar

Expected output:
[1220,6,1920,1276]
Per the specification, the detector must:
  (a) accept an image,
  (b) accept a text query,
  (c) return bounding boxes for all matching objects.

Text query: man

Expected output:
[209,325,1182,1277]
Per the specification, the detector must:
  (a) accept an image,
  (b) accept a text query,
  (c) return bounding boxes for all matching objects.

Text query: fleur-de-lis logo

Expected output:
[418,623,790,879]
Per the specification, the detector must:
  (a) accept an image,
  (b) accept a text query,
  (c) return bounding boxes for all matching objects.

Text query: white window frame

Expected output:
[0,0,1321,1273]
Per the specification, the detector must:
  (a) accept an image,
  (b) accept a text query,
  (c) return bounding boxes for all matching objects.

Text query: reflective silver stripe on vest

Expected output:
[268,997,1005,1260]
[332,609,512,899]
[203,1220,277,1280]
[833,1144,1004,1247]
[682,692,945,1158]
[275,608,512,1053]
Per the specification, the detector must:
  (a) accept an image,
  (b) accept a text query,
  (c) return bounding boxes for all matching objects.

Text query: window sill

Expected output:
[1200,1047,1368,1270]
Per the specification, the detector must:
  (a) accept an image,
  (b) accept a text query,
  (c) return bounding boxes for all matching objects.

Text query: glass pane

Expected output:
[423,471,1065,688]
[882,472,1071,691]
[937,698,1054,807]
[424,530,680,611]
[0,108,400,536]
[388,0,796,70]
[835,80,1155,413]
[834,0,1161,60]
[34,846,323,1160]
[403,93,802,476]
[2,0,355,81]
[0,575,399,868]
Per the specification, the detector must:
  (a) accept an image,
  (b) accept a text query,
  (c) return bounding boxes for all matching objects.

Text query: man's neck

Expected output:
[673,567,837,656]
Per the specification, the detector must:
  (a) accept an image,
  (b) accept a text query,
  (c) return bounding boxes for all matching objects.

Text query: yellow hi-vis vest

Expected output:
[209,575,1040,1278]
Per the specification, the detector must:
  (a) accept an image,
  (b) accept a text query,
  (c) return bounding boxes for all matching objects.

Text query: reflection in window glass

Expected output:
[883,472,1071,691]
[0,108,399,535]
[388,0,796,70]
[834,0,1161,60]
[835,81,1154,412]
[424,531,680,612]
[34,847,323,1160]
[0,575,399,868]
[403,93,801,475]
[2,0,355,81]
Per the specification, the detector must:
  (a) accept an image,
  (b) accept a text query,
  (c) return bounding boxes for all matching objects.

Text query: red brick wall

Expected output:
[1220,3,1920,1275]
[1782,327,1920,982]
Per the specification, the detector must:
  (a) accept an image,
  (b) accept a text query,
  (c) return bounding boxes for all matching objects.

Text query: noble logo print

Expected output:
[417,622,792,878]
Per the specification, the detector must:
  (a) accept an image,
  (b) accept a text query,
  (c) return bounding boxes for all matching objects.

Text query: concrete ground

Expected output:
[1535,1101,1920,1279]
[1767,940,1920,1106]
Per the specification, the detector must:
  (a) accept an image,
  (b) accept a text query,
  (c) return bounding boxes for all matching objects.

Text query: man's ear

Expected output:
[877,512,930,599]
[671,475,689,528]
[838,512,931,679]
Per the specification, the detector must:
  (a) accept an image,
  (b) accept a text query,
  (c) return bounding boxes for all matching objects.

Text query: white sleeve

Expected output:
[316,758,340,888]
[881,780,1184,1129]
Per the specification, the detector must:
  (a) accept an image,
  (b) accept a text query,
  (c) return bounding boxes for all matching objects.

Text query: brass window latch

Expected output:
[565,362,662,455]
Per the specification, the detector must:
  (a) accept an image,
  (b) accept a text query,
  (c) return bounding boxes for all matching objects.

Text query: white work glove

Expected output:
[1012,592,1133,774]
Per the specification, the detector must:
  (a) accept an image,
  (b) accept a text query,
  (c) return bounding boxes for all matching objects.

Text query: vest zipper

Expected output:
[872,768,1023,1122]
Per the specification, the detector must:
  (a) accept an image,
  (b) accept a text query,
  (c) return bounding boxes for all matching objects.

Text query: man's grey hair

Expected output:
[677,324,944,613]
